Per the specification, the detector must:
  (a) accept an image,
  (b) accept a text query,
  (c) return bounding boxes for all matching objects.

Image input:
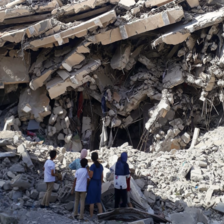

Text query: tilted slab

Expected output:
[87,6,184,45]
[46,60,101,99]
[27,10,116,49]
[152,8,224,46]
[52,0,109,16]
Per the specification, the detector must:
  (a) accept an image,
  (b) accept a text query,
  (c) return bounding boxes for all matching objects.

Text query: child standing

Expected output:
[71,158,89,221]
[41,150,57,208]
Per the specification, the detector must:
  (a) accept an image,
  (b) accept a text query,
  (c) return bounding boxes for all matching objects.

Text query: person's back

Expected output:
[71,158,89,221]
[69,149,88,170]
[69,158,81,170]
[114,152,130,208]
[86,152,103,218]
[75,167,89,191]
[44,159,55,182]
[41,150,57,209]
[114,153,129,190]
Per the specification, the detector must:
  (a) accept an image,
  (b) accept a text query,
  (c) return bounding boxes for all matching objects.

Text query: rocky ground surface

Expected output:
[1,127,224,223]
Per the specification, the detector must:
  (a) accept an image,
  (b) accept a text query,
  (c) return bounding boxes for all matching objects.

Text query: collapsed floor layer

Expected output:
[1,0,224,223]
[1,0,224,152]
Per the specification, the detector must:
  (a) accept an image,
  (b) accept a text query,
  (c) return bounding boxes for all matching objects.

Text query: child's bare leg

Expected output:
[97,203,103,214]
[89,204,94,217]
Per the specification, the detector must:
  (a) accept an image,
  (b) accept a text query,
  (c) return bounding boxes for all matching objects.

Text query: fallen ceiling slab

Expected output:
[26,10,117,49]
[88,6,184,45]
[152,8,224,46]
[52,0,109,17]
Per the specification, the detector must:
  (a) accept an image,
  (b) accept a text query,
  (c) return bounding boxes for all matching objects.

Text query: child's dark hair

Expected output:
[50,150,57,159]
[91,152,100,168]
[80,158,88,168]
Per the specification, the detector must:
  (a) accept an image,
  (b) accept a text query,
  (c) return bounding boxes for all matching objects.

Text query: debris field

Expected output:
[1,0,224,223]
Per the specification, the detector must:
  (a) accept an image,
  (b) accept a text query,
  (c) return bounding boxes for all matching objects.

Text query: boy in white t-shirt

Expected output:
[40,150,58,208]
[71,158,89,220]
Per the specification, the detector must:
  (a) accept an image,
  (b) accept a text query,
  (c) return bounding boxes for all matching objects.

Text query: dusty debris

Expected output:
[1,0,224,223]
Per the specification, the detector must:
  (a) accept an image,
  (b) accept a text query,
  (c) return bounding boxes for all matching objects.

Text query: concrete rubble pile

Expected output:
[0,131,221,224]
[1,0,224,222]
[1,130,224,223]
[1,0,224,153]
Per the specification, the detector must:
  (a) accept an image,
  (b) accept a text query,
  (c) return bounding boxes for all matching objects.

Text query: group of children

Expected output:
[41,149,132,220]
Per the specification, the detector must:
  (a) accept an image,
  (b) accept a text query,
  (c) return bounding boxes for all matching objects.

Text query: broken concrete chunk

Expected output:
[17,144,34,169]
[62,51,85,72]
[186,0,199,8]
[0,152,16,158]
[18,87,51,122]
[138,55,155,69]
[145,0,173,7]
[163,64,184,88]
[26,19,55,38]
[11,174,34,189]
[53,106,64,115]
[118,0,135,10]
[0,57,30,88]
[110,43,131,70]
[191,168,203,182]
[70,59,101,84]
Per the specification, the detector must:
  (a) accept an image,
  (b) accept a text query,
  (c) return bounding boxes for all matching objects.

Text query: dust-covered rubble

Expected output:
[2,0,224,223]
[1,128,224,223]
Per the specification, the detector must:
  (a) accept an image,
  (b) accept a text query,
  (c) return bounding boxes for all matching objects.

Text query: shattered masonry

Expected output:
[1,0,224,152]
[2,0,224,221]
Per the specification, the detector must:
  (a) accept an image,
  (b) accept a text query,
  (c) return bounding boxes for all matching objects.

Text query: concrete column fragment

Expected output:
[118,0,135,10]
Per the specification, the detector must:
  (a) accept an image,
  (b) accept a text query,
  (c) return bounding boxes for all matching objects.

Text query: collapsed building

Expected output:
[1,0,224,152]
[1,0,224,223]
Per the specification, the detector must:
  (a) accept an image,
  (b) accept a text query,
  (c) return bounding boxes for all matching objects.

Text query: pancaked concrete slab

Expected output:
[152,8,224,46]
[52,0,109,16]
[47,60,100,99]
[28,10,116,49]
[88,7,184,45]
